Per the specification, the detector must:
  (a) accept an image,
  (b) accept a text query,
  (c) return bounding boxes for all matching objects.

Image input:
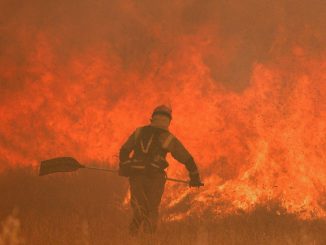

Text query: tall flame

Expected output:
[0,0,325,219]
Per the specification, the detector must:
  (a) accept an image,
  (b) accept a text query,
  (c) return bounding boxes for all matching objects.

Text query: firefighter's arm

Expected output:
[119,133,135,162]
[119,128,140,176]
[168,137,204,187]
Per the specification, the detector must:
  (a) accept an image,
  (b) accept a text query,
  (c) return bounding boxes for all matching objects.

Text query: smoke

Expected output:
[1,0,325,90]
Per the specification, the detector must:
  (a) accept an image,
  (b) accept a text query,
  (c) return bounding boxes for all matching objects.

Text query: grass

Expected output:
[0,167,325,245]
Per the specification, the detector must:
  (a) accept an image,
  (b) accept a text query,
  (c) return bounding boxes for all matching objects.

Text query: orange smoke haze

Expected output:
[0,0,325,219]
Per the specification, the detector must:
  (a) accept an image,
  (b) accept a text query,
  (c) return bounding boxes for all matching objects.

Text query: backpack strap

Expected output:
[140,134,154,154]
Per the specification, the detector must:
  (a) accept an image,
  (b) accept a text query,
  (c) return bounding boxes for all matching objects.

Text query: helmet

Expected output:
[152,105,172,120]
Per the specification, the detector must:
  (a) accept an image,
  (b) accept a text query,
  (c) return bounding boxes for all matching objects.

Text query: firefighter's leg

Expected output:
[143,173,166,233]
[129,175,148,235]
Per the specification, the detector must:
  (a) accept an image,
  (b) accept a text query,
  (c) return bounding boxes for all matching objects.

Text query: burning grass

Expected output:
[1,1,325,243]
[0,167,325,245]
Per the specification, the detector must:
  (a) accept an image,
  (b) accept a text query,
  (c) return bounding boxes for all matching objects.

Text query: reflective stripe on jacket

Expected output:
[119,125,199,174]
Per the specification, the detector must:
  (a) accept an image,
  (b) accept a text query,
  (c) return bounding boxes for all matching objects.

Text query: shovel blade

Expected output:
[39,157,84,176]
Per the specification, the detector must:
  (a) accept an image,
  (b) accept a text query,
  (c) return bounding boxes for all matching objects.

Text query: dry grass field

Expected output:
[0,167,325,245]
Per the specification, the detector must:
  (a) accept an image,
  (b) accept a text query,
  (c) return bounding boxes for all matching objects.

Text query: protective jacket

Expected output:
[119,125,199,177]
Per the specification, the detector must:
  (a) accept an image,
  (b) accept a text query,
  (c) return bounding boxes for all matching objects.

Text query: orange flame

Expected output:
[0,0,325,219]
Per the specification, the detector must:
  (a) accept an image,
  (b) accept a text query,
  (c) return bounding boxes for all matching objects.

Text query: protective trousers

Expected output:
[129,172,166,234]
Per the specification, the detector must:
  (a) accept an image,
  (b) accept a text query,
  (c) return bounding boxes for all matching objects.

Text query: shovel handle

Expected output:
[84,167,118,173]
[84,166,189,184]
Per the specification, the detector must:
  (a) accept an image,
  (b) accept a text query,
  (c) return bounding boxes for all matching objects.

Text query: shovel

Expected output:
[39,157,189,184]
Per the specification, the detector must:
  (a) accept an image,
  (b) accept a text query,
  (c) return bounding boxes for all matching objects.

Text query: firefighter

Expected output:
[119,105,203,235]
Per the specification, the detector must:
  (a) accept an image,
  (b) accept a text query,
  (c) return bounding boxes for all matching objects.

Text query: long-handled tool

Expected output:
[39,157,189,184]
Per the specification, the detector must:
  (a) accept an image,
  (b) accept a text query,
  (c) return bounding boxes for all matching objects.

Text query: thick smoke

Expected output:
[1,0,325,91]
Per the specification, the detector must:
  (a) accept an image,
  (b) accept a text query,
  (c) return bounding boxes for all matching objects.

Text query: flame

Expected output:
[0,0,325,219]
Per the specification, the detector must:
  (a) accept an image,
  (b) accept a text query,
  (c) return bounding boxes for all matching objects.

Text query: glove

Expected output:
[189,173,204,187]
